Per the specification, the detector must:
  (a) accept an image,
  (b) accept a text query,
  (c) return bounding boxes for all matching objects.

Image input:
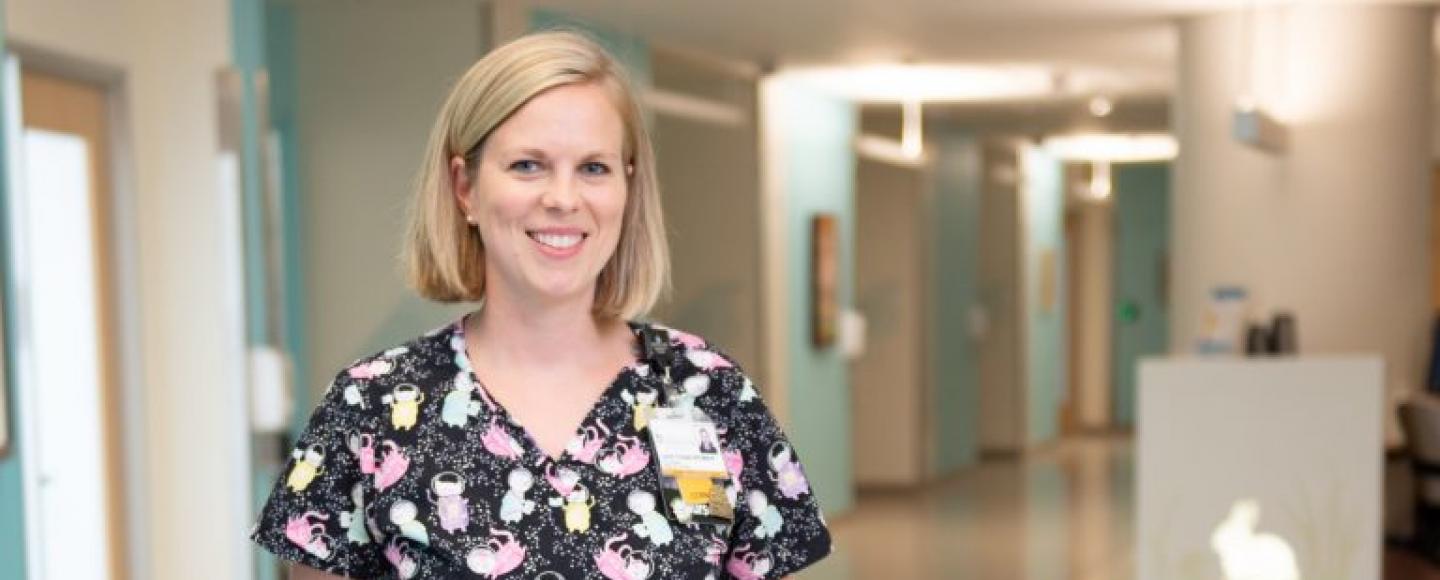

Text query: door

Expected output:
[977,142,1023,453]
[852,157,926,486]
[1111,162,1170,428]
[17,66,126,580]
[1432,165,1440,312]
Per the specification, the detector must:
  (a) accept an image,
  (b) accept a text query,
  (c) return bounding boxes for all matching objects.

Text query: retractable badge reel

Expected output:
[637,327,735,526]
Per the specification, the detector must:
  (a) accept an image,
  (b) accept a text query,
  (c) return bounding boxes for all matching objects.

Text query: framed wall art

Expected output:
[812,214,838,348]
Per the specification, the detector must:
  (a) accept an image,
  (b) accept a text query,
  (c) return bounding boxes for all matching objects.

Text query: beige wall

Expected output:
[291,0,485,393]
[852,158,926,486]
[1173,6,1434,408]
[8,0,240,577]
[647,50,764,372]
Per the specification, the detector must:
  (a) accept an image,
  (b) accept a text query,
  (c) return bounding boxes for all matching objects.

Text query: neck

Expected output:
[468,277,627,370]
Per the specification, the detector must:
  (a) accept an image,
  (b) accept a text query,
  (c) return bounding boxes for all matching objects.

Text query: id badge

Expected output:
[645,406,735,525]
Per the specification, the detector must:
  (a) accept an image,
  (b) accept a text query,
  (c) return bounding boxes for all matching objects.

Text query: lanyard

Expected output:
[634,324,735,525]
[636,325,682,405]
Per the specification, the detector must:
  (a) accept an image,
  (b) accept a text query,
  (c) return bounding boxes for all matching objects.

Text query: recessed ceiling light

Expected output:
[1088,95,1114,117]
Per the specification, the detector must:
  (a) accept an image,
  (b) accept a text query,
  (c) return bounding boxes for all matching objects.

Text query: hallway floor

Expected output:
[803,435,1440,579]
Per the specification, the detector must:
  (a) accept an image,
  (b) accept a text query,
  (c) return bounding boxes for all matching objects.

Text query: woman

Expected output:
[251,31,831,579]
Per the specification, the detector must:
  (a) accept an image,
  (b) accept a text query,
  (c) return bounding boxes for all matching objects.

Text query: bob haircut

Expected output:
[403,30,669,320]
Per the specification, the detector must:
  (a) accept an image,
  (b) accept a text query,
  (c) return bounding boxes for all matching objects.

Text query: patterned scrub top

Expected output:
[251,316,832,579]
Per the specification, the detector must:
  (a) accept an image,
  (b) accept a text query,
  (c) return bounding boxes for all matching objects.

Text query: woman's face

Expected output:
[455,82,628,309]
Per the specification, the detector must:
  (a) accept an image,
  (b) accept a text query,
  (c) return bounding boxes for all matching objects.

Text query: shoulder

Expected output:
[643,321,759,404]
[645,322,746,372]
[321,320,463,410]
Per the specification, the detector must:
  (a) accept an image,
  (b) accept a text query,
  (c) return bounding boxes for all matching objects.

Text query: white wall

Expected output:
[7,0,240,578]
[290,0,485,393]
[1173,6,1434,412]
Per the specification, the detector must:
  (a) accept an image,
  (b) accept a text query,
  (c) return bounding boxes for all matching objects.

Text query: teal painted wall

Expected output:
[233,0,269,350]
[929,131,981,473]
[769,80,856,514]
[1022,147,1066,445]
[1112,162,1170,427]
[240,0,317,576]
[0,3,30,575]
[262,0,313,436]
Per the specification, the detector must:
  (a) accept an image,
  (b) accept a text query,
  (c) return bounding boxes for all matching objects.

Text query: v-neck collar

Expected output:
[448,314,648,465]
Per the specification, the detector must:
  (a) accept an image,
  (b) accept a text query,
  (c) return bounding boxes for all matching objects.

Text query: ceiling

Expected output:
[534,0,1439,99]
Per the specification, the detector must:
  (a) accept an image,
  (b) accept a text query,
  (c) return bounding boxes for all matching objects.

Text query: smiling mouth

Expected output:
[527,231,588,250]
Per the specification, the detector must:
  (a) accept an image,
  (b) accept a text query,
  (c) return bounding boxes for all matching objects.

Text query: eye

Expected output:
[579,161,611,176]
[508,159,542,174]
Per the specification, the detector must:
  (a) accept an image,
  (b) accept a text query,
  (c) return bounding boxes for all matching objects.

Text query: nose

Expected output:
[540,173,582,213]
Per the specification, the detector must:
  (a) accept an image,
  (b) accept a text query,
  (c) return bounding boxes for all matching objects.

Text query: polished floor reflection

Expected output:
[805,435,1440,579]
[806,437,1440,580]
[810,435,1135,580]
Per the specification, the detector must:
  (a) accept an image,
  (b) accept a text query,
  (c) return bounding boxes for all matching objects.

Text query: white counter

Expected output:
[1137,356,1382,580]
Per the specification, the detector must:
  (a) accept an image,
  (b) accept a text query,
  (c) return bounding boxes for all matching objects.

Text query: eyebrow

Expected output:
[500,147,621,162]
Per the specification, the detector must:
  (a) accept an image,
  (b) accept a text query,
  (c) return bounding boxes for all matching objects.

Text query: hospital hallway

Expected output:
[806,435,1440,579]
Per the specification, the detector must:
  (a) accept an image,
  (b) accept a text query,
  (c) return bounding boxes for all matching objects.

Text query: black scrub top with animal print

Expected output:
[251,317,832,579]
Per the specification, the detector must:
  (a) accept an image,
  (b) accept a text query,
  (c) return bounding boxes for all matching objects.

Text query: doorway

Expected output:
[13,64,128,580]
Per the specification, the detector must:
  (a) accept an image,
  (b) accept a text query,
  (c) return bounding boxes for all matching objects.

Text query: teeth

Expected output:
[531,232,583,249]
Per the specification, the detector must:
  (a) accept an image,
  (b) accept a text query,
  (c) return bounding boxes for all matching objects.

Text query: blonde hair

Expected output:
[403,30,669,320]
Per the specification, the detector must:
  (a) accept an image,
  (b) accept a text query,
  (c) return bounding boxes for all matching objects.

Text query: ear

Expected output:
[450,155,475,219]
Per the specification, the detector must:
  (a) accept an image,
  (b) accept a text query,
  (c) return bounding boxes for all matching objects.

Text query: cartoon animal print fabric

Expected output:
[251,317,831,578]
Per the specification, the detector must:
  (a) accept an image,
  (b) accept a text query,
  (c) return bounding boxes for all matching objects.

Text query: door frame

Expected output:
[5,43,149,580]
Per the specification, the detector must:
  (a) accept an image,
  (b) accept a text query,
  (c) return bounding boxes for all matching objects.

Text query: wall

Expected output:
[760,77,855,513]
[7,0,242,577]
[1021,145,1066,446]
[289,0,484,394]
[1173,6,1433,410]
[529,8,651,88]
[647,52,763,374]
[928,130,981,472]
[1112,162,1169,427]
[262,1,311,430]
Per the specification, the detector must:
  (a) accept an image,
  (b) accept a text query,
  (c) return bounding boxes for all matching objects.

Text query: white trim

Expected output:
[106,77,153,580]
[215,69,255,580]
[217,149,254,580]
[644,88,747,127]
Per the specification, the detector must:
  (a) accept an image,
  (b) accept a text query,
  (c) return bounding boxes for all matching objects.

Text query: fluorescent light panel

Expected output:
[778,64,1056,103]
[1042,133,1178,162]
